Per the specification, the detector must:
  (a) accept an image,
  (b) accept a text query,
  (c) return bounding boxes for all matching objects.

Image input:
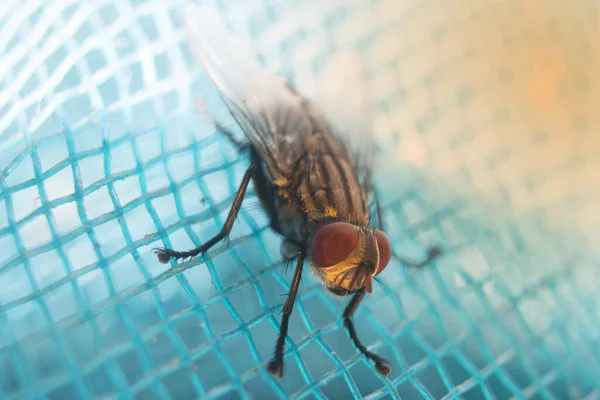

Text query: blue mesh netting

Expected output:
[1,0,600,398]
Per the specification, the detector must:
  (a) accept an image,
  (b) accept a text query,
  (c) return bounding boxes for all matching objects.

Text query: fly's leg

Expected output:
[343,287,392,376]
[372,187,441,268]
[267,251,304,378]
[214,121,249,153]
[154,164,256,263]
[398,246,441,268]
[195,97,248,153]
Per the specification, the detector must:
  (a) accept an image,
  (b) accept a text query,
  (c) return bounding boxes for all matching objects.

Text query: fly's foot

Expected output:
[154,248,175,264]
[426,246,442,261]
[266,359,284,379]
[153,248,198,264]
[372,356,392,377]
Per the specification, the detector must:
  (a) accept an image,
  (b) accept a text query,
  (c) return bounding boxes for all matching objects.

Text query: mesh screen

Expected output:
[1,0,599,398]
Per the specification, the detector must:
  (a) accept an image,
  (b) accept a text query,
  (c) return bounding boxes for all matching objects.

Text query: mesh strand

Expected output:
[1,0,599,399]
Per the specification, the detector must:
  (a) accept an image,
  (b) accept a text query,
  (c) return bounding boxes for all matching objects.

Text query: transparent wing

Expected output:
[183,4,327,181]
[312,51,376,187]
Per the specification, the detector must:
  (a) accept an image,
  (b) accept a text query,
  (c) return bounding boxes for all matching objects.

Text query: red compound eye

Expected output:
[374,230,391,275]
[311,222,359,268]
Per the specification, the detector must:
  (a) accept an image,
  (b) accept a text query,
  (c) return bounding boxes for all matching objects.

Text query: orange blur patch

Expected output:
[398,134,428,167]
[528,49,565,112]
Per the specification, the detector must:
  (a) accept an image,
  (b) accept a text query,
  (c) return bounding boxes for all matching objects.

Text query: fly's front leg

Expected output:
[154,164,256,263]
[267,251,304,378]
[371,186,441,268]
[343,287,392,376]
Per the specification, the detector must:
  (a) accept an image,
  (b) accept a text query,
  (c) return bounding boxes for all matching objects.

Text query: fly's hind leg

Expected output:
[371,186,441,268]
[214,121,249,153]
[344,287,392,376]
[154,164,257,263]
[195,97,248,153]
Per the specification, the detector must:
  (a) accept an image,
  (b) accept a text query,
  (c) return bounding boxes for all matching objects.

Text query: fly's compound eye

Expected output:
[374,230,392,275]
[311,222,359,268]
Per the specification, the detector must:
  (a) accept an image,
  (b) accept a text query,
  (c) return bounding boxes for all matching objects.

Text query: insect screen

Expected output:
[1,0,598,398]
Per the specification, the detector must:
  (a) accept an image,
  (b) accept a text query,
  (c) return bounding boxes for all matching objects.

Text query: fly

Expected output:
[154,4,441,378]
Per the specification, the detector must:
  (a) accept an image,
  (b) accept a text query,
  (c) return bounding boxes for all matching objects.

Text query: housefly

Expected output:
[154,4,441,378]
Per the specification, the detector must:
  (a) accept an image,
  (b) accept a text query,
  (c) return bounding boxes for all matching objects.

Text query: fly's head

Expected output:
[309,222,392,297]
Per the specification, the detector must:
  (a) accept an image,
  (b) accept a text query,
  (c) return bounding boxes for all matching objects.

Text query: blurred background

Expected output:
[1,0,599,398]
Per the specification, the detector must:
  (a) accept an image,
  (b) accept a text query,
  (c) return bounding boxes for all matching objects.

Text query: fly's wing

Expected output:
[312,51,377,194]
[314,52,377,181]
[183,4,326,182]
